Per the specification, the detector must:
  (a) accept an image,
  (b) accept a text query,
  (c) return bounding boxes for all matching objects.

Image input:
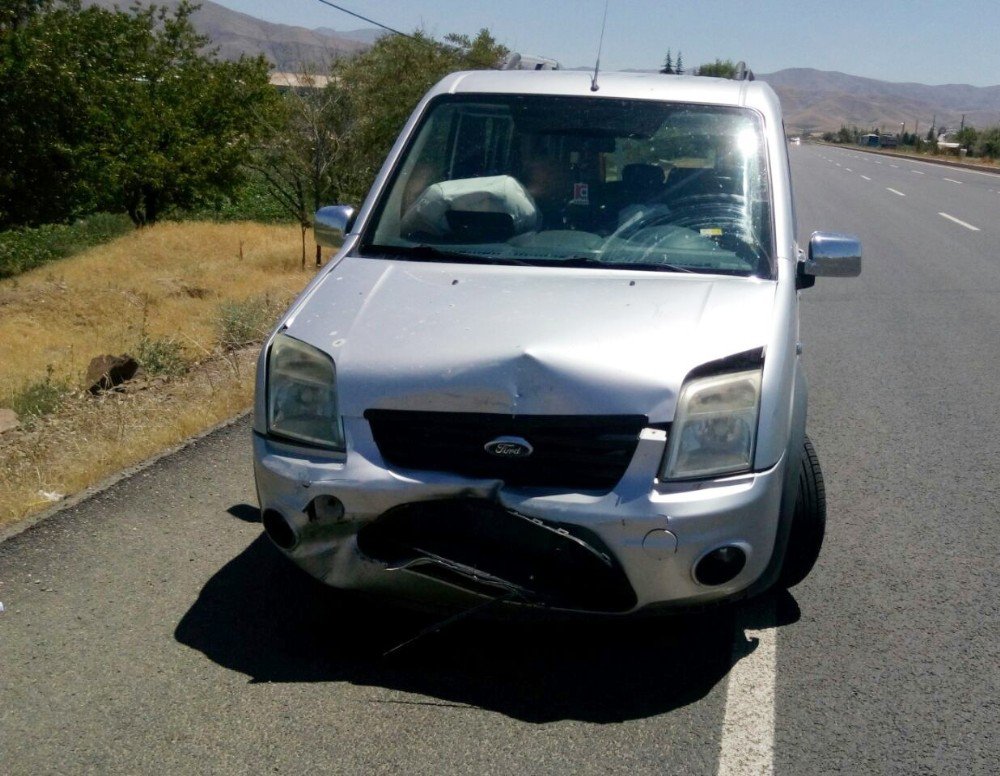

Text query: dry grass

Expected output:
[0,350,258,525]
[0,221,318,529]
[0,220,308,399]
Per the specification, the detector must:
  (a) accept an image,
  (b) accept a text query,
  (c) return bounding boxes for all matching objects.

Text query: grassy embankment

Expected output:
[0,221,317,529]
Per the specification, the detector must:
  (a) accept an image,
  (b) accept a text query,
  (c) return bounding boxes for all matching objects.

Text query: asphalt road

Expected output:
[1,144,998,774]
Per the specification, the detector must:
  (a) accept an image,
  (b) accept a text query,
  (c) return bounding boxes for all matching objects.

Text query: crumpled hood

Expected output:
[286,257,776,423]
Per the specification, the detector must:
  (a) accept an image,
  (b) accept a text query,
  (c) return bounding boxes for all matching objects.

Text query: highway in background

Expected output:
[1,144,997,774]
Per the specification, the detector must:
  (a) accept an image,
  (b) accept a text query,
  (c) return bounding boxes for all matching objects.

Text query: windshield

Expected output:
[362,94,774,278]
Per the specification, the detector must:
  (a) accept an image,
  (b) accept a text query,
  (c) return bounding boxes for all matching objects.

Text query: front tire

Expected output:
[778,436,826,588]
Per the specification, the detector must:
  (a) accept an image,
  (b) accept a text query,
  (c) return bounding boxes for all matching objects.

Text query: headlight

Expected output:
[266,333,344,450]
[661,369,761,480]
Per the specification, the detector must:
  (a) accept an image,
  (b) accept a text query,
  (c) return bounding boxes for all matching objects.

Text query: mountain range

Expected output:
[81,1,1000,133]
[81,0,375,69]
[759,68,1000,134]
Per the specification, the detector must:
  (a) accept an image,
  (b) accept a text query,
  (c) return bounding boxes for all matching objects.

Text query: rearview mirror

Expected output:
[314,205,356,247]
[797,231,862,288]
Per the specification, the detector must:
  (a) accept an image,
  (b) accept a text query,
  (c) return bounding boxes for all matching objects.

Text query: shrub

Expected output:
[9,367,70,420]
[216,294,288,351]
[174,171,297,224]
[137,336,189,377]
[0,213,133,278]
[975,127,1000,159]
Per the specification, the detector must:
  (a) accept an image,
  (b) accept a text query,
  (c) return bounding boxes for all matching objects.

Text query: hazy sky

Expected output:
[212,0,1000,87]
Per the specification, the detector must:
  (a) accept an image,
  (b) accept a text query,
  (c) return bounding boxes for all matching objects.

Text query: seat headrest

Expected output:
[665,167,725,198]
[622,163,665,190]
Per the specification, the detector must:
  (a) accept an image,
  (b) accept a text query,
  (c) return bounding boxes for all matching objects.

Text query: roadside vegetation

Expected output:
[0,221,308,527]
[0,214,134,278]
[0,2,508,527]
[821,123,1000,166]
[0,1,506,259]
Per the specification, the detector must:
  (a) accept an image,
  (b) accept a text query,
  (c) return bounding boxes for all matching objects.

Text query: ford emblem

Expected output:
[484,436,534,458]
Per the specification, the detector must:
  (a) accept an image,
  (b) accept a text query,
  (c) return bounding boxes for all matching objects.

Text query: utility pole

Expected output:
[960,114,966,130]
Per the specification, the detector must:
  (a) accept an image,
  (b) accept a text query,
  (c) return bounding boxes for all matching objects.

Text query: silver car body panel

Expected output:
[281,258,777,421]
[253,71,809,613]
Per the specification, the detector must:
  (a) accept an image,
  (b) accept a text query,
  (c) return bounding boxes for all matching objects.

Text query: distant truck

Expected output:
[858,133,896,149]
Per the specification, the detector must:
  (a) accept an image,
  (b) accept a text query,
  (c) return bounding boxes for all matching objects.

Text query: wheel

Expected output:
[778,435,826,588]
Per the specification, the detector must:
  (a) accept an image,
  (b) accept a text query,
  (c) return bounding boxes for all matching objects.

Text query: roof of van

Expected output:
[428,70,782,120]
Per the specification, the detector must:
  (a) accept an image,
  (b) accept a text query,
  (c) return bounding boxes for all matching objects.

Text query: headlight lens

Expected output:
[661,369,761,480]
[266,333,344,450]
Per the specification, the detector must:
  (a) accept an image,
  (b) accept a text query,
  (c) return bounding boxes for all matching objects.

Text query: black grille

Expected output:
[357,498,638,612]
[365,410,648,492]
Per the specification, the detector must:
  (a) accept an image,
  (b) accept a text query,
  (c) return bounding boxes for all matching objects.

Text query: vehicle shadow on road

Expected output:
[175,533,799,724]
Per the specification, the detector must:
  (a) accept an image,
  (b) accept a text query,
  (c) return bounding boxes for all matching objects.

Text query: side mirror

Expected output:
[314,205,356,247]
[797,231,862,289]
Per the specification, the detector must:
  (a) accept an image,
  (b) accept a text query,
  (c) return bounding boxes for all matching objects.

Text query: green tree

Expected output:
[249,73,349,265]
[695,59,738,78]
[0,0,51,32]
[0,1,276,227]
[954,125,978,153]
[975,127,1000,159]
[835,125,858,144]
[660,49,673,75]
[333,29,507,203]
[0,0,107,224]
[675,51,684,75]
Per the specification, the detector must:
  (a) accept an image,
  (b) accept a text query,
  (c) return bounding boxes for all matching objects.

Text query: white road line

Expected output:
[717,598,777,776]
[890,164,900,168]
[887,187,906,196]
[939,212,980,231]
[845,168,853,172]
[835,163,842,167]
[874,160,883,164]
[911,170,925,175]
[943,177,963,184]
[861,175,872,181]
[877,155,999,178]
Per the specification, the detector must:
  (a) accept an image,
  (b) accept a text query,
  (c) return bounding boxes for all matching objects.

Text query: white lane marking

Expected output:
[882,155,999,178]
[717,598,777,776]
[939,212,980,231]
[835,163,842,167]
[887,187,906,196]
[845,168,853,172]
[890,164,900,168]
[861,175,872,181]
[874,160,883,164]
[943,177,963,184]
[911,170,925,175]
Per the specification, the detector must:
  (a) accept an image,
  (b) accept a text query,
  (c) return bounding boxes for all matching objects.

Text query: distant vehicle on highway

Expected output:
[937,132,961,150]
[790,136,802,145]
[253,68,862,616]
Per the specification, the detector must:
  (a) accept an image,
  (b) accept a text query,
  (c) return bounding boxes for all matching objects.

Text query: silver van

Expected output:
[252,70,860,614]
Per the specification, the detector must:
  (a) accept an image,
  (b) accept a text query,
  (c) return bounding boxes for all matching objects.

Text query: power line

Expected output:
[312,0,430,46]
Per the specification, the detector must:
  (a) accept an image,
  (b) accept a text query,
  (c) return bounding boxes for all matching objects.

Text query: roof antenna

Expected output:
[590,0,610,92]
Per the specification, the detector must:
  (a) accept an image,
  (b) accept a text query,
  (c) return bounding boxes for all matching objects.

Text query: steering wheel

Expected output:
[599,194,763,269]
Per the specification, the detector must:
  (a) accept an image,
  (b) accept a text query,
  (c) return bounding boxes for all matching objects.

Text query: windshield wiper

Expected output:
[558,255,696,273]
[377,244,532,266]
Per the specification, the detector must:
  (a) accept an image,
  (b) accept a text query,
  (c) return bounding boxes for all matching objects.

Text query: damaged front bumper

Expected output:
[253,417,786,614]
